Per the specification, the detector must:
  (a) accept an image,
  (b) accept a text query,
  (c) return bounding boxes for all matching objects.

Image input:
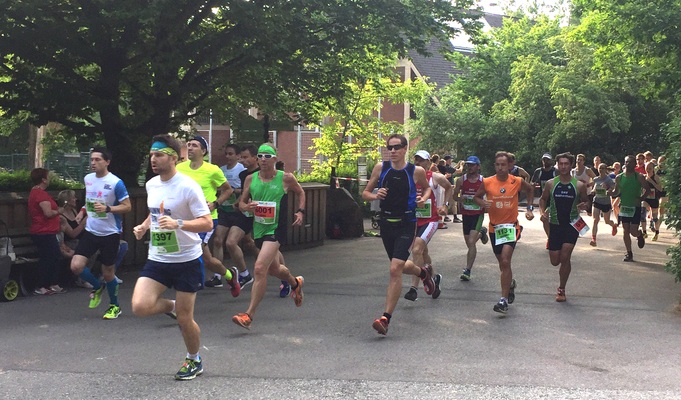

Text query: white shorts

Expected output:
[415,221,438,244]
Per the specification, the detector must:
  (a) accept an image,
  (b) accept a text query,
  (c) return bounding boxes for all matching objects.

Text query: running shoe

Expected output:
[460,268,471,281]
[443,217,451,222]
[452,216,462,223]
[89,285,104,308]
[225,267,241,297]
[115,275,123,284]
[204,275,223,288]
[637,230,645,248]
[175,358,203,381]
[291,276,304,307]
[508,279,517,304]
[623,252,634,262]
[555,288,566,302]
[49,285,67,294]
[652,232,659,242]
[232,312,252,330]
[649,219,655,232]
[642,230,648,239]
[493,298,509,314]
[75,278,93,289]
[372,316,389,335]
[611,225,618,236]
[421,264,436,295]
[279,280,291,298]
[238,273,254,288]
[432,274,442,299]
[33,287,54,295]
[589,239,597,247]
[404,287,418,301]
[103,304,121,320]
[480,226,489,244]
[165,311,177,320]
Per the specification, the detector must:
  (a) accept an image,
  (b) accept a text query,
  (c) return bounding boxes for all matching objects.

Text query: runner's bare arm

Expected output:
[284,172,306,226]
[213,181,234,210]
[577,181,589,210]
[539,180,553,219]
[133,214,151,240]
[414,166,432,207]
[434,172,453,215]
[362,163,385,201]
[520,179,535,220]
[239,174,255,213]
[473,180,490,209]
[158,213,212,233]
[638,174,651,201]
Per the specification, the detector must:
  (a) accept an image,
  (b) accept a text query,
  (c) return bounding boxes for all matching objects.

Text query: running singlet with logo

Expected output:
[460,175,484,216]
[416,170,438,226]
[592,176,615,205]
[618,172,643,208]
[84,172,129,236]
[549,176,579,225]
[378,161,417,221]
[176,160,227,219]
[250,170,287,240]
[484,175,522,227]
[145,173,208,263]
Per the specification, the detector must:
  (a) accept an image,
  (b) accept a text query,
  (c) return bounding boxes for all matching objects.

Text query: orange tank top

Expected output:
[484,175,522,226]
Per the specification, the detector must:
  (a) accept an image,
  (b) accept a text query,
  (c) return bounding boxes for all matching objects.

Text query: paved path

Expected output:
[1,215,680,399]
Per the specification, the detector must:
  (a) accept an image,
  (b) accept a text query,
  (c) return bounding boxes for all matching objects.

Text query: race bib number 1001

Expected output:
[254,201,277,224]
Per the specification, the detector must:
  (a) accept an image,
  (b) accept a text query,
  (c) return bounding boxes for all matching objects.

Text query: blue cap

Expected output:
[465,155,480,165]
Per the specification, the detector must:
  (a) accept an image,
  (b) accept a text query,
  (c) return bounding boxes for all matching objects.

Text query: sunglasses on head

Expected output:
[257,153,275,159]
[387,144,405,151]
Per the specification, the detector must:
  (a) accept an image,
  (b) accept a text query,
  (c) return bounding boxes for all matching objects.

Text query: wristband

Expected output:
[526,205,534,211]
[296,208,306,215]
[213,201,220,208]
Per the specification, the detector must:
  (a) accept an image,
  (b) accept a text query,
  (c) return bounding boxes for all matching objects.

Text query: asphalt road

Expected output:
[1,214,680,399]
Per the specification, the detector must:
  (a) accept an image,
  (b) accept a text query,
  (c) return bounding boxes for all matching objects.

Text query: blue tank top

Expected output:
[378,161,417,221]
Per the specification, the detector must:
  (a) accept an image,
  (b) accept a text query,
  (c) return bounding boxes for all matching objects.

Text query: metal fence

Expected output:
[0,154,29,171]
[45,152,91,182]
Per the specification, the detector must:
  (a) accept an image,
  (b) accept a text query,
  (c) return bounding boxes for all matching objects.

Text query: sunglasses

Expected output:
[386,144,405,151]
[257,154,275,159]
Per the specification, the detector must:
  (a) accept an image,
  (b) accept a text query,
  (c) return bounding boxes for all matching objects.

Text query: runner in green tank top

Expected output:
[613,155,650,262]
[232,143,307,331]
[539,153,588,302]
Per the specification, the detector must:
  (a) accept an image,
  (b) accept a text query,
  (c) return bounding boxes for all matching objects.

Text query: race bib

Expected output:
[570,216,590,236]
[595,187,607,197]
[254,201,277,224]
[493,223,517,245]
[462,195,481,211]
[415,199,432,219]
[85,198,107,219]
[620,206,635,218]
[149,227,180,255]
[647,189,656,199]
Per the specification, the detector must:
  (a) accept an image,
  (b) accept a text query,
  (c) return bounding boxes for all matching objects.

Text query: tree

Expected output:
[0,0,479,185]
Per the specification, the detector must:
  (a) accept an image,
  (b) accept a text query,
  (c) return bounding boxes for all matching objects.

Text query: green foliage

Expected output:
[0,170,83,192]
[0,0,478,186]
[663,99,681,282]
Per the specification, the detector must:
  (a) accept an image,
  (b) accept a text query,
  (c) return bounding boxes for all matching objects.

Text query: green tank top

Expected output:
[618,172,642,208]
[250,170,286,239]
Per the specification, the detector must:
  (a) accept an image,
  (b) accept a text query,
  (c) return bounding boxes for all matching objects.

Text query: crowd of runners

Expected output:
[27,133,666,380]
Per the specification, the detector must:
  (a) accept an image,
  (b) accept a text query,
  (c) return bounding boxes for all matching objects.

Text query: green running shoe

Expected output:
[88,285,104,309]
[175,358,203,380]
[102,304,121,320]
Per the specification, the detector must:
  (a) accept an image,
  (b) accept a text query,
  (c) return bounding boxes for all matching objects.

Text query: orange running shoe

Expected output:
[291,276,304,307]
[372,316,389,335]
[556,288,566,302]
[232,312,252,330]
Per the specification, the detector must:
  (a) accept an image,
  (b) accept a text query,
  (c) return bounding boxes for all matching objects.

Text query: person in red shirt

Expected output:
[28,168,66,295]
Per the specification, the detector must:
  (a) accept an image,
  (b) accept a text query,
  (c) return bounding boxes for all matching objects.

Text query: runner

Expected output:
[452,155,488,282]
[362,134,435,335]
[474,151,535,314]
[613,155,651,262]
[655,155,668,236]
[403,150,450,301]
[176,136,240,296]
[211,144,246,286]
[131,134,212,380]
[231,143,306,330]
[70,147,131,319]
[539,153,588,302]
[530,153,557,241]
[571,154,596,216]
[643,161,663,241]
[589,163,618,246]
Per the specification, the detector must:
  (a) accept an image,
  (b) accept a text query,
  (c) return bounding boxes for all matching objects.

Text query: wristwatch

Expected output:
[176,219,184,229]
[296,208,306,215]
[527,205,534,211]
[105,205,111,213]
[213,201,220,209]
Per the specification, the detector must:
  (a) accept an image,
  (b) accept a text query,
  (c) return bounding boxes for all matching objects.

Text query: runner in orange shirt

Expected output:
[474,151,535,313]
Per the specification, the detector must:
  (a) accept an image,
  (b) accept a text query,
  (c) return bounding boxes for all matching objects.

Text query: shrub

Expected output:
[0,169,84,192]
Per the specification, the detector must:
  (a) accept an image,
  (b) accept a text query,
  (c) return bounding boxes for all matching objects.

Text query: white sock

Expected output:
[171,300,176,314]
[239,270,250,277]
[187,352,200,361]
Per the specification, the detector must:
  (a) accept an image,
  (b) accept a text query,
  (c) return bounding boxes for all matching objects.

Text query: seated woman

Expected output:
[57,190,88,287]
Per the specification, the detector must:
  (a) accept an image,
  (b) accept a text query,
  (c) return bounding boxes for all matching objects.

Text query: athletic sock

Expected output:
[382,312,392,323]
[239,270,250,278]
[223,269,233,280]
[79,268,100,289]
[106,278,119,306]
[187,353,200,362]
[170,300,176,314]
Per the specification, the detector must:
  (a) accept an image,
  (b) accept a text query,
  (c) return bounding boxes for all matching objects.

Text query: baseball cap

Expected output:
[465,155,480,165]
[414,150,430,160]
[443,154,453,160]
[542,153,552,160]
